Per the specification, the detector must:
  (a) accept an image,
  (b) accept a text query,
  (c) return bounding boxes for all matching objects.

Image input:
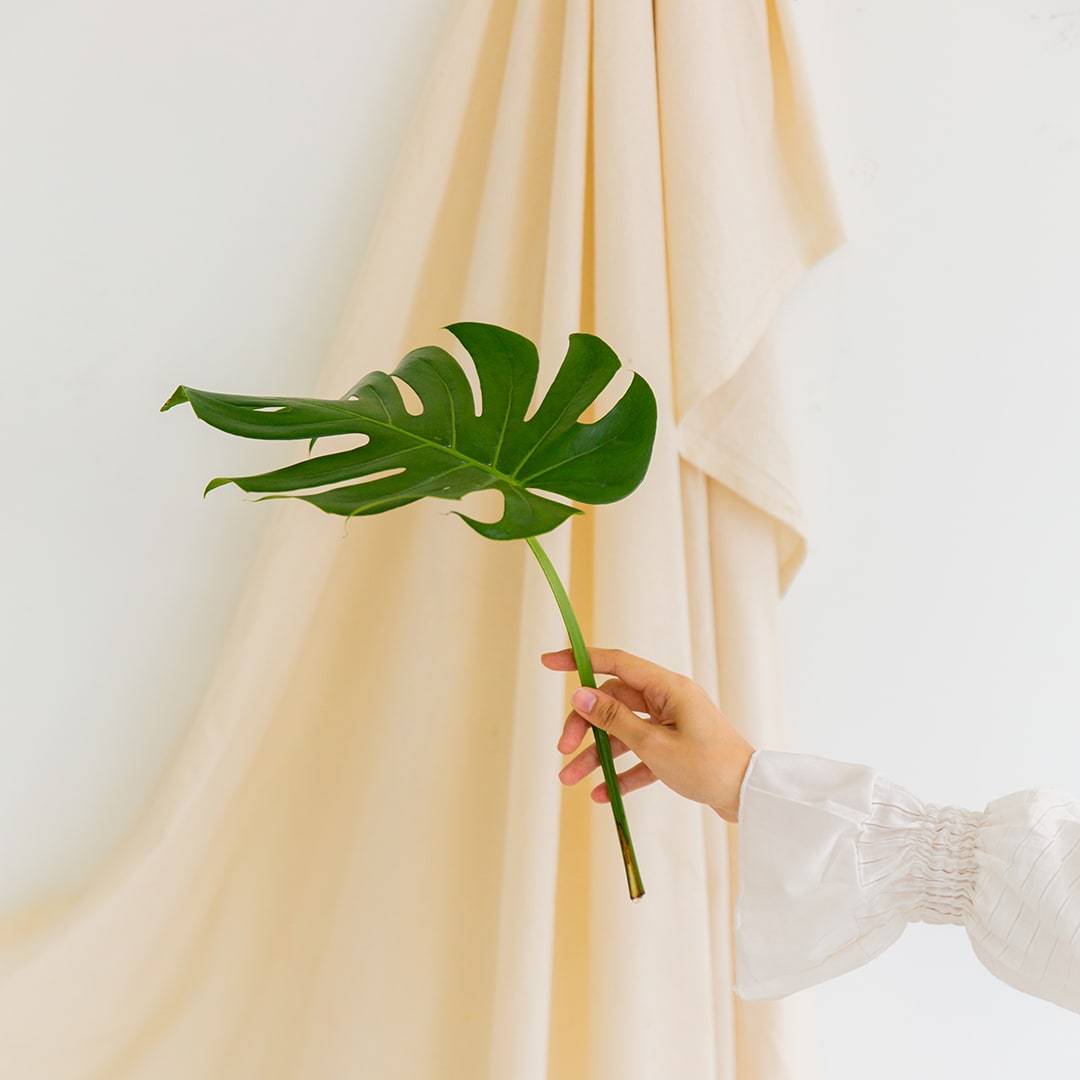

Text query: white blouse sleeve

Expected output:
[734,750,1080,1014]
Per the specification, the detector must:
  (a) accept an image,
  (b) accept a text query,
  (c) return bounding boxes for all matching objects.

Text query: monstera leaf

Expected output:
[161,322,656,541]
[163,322,656,899]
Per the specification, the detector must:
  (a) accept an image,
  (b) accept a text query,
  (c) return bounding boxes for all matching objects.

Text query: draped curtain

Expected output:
[0,1,840,1076]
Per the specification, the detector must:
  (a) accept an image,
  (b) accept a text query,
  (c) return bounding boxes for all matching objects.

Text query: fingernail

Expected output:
[572,689,596,714]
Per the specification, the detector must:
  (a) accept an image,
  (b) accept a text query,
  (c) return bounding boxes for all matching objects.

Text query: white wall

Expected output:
[0,0,455,909]
[2,0,1079,1074]
[779,1,1080,1074]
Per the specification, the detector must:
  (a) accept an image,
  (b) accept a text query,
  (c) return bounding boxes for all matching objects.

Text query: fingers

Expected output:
[569,686,654,755]
[541,647,670,692]
[591,761,657,803]
[557,710,591,755]
[598,677,648,714]
[541,648,585,672]
[559,735,629,785]
[557,679,646,755]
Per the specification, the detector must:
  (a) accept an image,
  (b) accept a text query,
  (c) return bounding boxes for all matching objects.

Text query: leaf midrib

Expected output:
[310,397,517,488]
[510,393,581,480]
[238,389,591,499]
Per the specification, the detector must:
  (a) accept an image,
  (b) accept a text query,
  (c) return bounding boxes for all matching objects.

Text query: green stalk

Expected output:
[526,535,645,901]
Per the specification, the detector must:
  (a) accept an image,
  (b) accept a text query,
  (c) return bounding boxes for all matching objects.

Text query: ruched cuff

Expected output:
[734,750,1080,1014]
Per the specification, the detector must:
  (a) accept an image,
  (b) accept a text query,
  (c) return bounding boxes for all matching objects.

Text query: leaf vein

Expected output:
[421,357,458,448]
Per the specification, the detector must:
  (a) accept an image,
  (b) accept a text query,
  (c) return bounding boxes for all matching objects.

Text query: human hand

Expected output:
[541,647,755,823]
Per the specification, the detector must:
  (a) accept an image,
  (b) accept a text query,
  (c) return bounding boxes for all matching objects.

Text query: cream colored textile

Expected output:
[0,1,840,1077]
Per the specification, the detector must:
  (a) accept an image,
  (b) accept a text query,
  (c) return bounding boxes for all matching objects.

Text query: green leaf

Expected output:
[162,323,657,540]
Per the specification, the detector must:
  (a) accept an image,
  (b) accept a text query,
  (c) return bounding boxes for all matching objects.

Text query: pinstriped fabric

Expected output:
[967,790,1080,1013]
[735,751,1080,1015]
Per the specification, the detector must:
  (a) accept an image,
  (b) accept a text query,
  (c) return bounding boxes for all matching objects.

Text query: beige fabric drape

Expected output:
[0,1,840,1076]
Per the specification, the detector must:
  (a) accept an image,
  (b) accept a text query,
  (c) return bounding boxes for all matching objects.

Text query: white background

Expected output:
[2,1,1078,1075]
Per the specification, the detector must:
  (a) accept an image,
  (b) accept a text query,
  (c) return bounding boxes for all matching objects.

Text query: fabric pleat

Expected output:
[0,1,841,1077]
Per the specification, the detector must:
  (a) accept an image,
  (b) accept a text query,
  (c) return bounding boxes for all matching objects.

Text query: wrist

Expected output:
[710,743,755,823]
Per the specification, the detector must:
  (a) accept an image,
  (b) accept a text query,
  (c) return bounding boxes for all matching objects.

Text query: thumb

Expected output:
[572,687,651,754]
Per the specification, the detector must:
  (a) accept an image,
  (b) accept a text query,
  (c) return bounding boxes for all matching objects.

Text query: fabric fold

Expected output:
[654,0,843,588]
[0,1,842,1076]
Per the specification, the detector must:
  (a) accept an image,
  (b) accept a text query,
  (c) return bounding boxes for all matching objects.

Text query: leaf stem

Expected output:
[525,535,645,901]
